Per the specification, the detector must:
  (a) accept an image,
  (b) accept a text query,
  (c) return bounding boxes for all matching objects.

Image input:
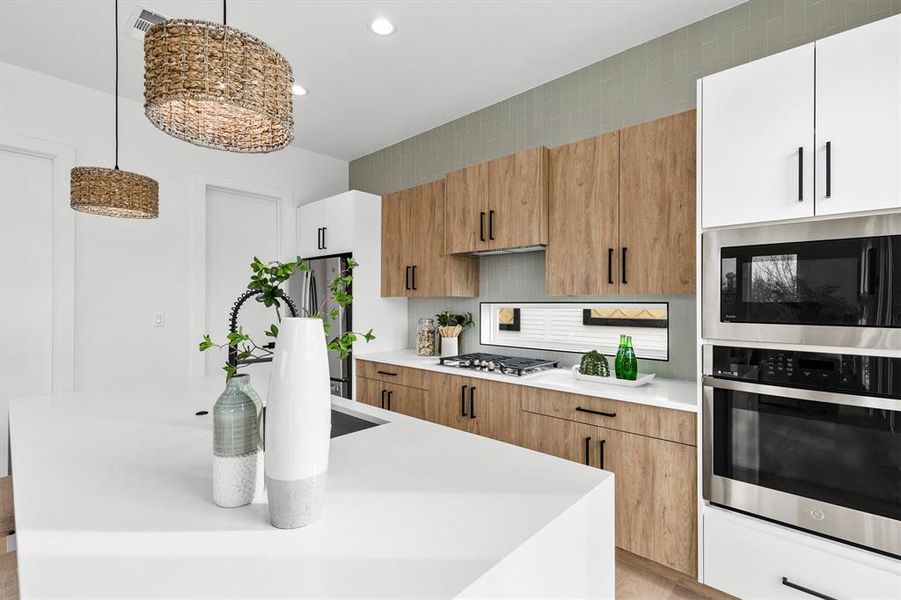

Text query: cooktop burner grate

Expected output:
[438,352,558,377]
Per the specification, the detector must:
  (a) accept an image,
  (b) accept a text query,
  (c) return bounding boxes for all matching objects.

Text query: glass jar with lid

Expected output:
[416,318,436,357]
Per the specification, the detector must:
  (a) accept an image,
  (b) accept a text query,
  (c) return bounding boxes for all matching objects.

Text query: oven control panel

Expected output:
[709,345,901,398]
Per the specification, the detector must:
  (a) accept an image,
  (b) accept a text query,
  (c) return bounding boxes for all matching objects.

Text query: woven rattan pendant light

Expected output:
[71,0,159,219]
[143,0,294,153]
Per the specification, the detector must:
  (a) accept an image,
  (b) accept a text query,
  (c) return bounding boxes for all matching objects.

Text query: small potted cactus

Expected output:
[579,350,610,378]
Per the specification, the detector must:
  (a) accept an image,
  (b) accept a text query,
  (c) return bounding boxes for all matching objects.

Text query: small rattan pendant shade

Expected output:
[71,167,159,218]
[143,19,294,153]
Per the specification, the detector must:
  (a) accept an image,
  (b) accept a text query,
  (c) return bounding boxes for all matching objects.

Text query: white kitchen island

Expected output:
[9,376,614,599]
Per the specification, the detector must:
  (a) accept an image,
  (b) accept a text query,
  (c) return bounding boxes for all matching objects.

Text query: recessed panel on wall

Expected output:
[480,302,668,360]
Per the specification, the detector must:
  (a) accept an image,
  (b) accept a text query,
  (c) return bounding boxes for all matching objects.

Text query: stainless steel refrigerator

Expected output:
[288,253,353,398]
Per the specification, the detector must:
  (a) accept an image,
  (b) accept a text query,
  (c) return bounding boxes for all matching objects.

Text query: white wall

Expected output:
[0,63,349,391]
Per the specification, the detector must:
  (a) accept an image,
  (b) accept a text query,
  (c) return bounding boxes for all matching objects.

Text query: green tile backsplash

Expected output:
[349,0,900,380]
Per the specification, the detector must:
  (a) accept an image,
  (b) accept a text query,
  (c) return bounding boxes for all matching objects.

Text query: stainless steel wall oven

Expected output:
[702,344,901,557]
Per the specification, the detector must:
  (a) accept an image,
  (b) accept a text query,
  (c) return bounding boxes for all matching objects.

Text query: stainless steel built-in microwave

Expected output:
[702,213,901,350]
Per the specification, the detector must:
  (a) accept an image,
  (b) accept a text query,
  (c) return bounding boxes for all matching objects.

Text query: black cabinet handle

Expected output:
[387,390,393,411]
[322,226,327,249]
[405,266,411,290]
[575,406,616,418]
[782,578,837,600]
[377,370,397,377]
[461,385,468,417]
[380,389,386,409]
[825,141,831,198]
[469,386,476,419]
[411,265,417,290]
[598,439,606,470]
[479,211,486,242]
[488,210,495,240]
[621,247,628,285]
[798,146,804,202]
[607,248,614,284]
[583,436,592,466]
[317,227,323,250]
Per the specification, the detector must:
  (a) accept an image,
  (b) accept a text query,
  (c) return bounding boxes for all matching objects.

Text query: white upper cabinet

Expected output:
[297,192,354,258]
[701,44,815,228]
[815,15,900,216]
[701,16,901,229]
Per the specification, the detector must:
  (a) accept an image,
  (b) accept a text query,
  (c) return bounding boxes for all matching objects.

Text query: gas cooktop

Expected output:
[438,352,558,377]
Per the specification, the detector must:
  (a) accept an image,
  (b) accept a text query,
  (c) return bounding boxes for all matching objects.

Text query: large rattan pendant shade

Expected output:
[143,19,294,153]
[70,0,159,219]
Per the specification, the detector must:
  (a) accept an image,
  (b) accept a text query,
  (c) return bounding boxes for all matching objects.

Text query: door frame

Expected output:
[0,131,76,475]
[190,173,294,378]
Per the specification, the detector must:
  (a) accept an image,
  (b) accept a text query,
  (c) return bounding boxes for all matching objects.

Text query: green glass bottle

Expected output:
[621,336,638,381]
[614,335,626,379]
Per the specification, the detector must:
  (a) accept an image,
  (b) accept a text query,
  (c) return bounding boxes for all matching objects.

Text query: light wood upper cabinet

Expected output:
[485,147,548,251]
[815,15,900,216]
[444,147,548,254]
[445,162,487,254]
[546,111,695,296]
[619,110,696,295]
[380,188,410,297]
[380,179,479,298]
[546,132,620,296]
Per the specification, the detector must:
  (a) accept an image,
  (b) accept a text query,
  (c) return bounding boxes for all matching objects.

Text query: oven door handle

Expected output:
[702,376,898,411]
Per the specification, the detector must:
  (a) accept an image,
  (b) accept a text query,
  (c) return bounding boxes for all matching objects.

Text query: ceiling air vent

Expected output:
[128,6,167,40]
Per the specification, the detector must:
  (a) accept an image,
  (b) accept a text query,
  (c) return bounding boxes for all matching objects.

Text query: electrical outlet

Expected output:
[153,313,165,327]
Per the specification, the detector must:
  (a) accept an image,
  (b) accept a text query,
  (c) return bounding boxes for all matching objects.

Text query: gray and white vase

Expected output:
[213,373,262,508]
[265,317,331,529]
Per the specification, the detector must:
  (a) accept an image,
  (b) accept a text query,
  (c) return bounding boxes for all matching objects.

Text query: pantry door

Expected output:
[194,175,293,380]
[0,133,75,476]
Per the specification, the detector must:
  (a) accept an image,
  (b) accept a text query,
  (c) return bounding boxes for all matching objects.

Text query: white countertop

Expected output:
[355,349,699,413]
[9,376,615,599]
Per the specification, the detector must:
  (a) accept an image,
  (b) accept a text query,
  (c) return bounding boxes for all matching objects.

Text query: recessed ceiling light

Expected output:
[369,17,395,36]
[292,84,308,96]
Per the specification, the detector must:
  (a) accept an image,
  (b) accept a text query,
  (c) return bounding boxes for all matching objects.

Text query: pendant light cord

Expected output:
[223,0,227,25]
[114,0,119,170]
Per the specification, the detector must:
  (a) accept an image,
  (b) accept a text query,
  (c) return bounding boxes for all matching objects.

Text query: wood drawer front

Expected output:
[356,360,430,390]
[521,386,695,446]
[704,507,901,599]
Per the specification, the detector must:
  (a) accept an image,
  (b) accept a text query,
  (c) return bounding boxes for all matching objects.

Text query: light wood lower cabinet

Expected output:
[356,376,426,420]
[521,411,698,578]
[357,360,697,578]
[426,372,522,445]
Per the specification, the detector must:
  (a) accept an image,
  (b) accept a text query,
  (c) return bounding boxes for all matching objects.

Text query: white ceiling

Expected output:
[0,1,741,160]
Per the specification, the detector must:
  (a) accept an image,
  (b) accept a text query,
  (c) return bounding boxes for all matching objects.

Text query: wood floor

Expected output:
[617,548,735,599]
[0,476,732,600]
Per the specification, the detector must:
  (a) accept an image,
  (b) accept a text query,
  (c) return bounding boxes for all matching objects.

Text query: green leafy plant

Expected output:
[435,310,475,330]
[199,256,375,378]
[579,350,610,377]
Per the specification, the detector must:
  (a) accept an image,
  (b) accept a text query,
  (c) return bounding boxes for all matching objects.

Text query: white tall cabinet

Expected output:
[297,193,354,258]
[815,16,901,216]
[700,14,900,228]
[296,191,408,398]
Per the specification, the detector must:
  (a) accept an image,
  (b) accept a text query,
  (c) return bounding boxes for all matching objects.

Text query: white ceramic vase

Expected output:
[440,336,459,357]
[264,317,331,529]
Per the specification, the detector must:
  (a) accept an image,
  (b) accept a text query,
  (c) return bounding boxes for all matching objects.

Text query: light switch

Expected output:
[153,313,165,327]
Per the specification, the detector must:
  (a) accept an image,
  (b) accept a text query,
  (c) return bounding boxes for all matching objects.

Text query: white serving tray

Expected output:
[571,365,656,387]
